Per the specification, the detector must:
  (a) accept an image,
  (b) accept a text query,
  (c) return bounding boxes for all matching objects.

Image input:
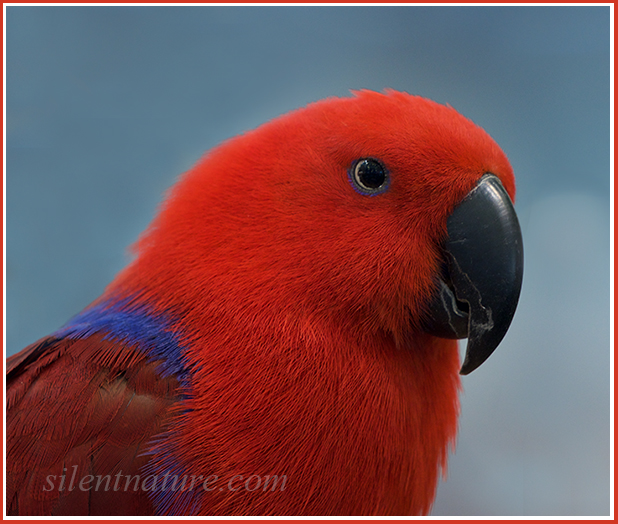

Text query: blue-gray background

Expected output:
[6,6,611,516]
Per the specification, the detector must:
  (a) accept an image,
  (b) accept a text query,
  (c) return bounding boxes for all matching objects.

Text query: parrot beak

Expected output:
[422,174,524,375]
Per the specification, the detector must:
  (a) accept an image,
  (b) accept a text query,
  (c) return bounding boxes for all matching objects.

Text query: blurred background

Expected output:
[5,5,611,516]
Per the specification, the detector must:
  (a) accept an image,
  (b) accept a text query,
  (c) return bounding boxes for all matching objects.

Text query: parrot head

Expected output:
[120,89,522,375]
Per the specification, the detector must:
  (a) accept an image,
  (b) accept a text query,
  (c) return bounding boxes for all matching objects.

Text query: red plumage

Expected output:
[7,335,179,515]
[7,90,516,515]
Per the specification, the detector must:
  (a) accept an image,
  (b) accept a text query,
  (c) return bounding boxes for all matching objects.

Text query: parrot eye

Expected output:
[350,158,389,195]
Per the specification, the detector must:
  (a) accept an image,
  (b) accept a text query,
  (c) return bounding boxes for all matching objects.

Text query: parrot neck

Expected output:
[100,261,462,515]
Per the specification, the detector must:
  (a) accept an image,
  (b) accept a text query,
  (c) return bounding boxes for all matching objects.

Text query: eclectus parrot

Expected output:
[6,90,523,516]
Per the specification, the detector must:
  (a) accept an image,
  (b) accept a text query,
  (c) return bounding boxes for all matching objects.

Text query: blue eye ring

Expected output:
[349,158,390,196]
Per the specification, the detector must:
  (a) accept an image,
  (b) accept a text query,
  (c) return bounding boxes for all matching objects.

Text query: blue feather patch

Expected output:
[55,297,190,382]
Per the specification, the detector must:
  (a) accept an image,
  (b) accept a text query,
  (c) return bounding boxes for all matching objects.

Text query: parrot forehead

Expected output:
[242,89,515,197]
[296,90,495,145]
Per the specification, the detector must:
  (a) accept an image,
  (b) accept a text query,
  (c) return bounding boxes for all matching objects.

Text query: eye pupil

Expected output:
[351,158,388,194]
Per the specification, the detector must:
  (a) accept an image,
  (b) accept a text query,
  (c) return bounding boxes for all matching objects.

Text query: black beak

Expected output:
[422,174,524,375]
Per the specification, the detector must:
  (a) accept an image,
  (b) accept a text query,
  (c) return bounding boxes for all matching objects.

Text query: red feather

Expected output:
[7,334,180,515]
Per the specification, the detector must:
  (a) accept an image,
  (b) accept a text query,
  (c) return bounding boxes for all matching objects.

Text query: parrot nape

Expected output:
[6,90,523,516]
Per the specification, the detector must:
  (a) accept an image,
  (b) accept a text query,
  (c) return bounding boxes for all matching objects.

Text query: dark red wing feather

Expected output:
[6,333,181,516]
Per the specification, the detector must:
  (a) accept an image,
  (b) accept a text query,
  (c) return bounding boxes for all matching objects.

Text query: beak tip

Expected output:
[459,354,484,375]
[458,345,484,376]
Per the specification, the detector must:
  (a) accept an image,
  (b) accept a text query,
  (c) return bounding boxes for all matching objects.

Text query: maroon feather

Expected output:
[6,334,181,515]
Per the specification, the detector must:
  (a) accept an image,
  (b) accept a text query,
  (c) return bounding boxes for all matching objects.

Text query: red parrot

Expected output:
[6,90,523,516]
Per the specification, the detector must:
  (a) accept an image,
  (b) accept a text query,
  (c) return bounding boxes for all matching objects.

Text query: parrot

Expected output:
[6,89,523,516]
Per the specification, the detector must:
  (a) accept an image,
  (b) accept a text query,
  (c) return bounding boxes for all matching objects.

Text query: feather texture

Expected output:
[7,333,181,515]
